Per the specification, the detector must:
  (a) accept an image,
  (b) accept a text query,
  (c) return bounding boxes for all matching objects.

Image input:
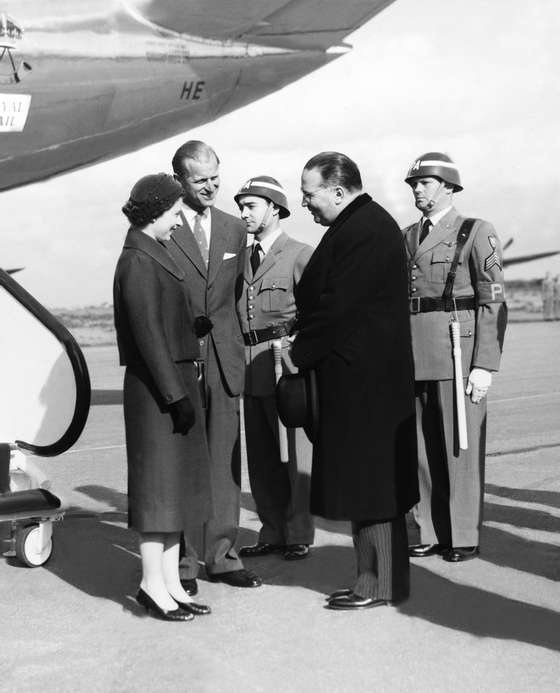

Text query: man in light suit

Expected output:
[166,141,262,590]
[402,152,507,563]
[234,176,315,561]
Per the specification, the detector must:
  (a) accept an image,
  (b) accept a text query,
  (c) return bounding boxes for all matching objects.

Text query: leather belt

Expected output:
[409,296,476,314]
[243,320,294,346]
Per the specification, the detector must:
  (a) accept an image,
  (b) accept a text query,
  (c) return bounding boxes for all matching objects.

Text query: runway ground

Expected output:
[2,321,560,692]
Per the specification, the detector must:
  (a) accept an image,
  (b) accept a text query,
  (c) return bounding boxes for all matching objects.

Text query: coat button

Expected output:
[411,275,417,280]
[411,287,417,293]
[248,303,254,308]
[199,339,204,346]
[249,314,254,319]
[412,264,418,269]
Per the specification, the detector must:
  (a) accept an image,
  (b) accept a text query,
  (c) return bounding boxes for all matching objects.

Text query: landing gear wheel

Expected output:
[15,522,53,567]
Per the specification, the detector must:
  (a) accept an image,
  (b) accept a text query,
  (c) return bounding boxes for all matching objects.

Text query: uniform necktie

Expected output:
[419,218,432,245]
[250,242,262,276]
[192,212,209,266]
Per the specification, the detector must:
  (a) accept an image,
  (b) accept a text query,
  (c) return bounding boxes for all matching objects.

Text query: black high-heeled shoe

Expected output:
[174,599,212,616]
[136,589,194,621]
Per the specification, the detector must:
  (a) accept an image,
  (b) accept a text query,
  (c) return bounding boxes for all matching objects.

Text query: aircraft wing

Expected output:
[503,250,560,268]
[138,0,396,49]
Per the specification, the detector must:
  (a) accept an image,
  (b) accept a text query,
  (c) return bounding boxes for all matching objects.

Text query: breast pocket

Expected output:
[430,247,459,283]
[259,276,290,312]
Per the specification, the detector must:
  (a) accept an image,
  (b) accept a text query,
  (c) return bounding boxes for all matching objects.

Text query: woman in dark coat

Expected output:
[113,173,212,621]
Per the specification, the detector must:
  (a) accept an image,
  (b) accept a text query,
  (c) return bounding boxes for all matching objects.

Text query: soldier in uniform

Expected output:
[403,152,507,562]
[235,176,315,561]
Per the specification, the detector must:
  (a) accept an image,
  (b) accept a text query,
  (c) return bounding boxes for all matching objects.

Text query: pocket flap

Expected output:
[431,248,453,264]
[260,276,289,291]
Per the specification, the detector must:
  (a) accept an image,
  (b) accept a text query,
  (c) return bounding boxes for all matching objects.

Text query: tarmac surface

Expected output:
[2,321,560,692]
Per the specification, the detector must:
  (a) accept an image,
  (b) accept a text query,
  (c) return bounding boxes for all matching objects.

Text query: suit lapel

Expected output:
[124,229,184,280]
[248,232,288,283]
[414,208,460,259]
[243,244,252,284]
[170,210,207,278]
[403,223,420,259]
[207,209,228,287]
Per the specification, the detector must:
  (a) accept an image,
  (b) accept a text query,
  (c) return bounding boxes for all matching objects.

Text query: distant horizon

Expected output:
[45,276,548,312]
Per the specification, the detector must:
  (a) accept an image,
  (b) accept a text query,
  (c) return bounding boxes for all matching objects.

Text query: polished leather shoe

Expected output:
[327,592,389,610]
[179,578,198,596]
[239,543,284,557]
[174,600,211,616]
[283,544,310,561]
[408,543,447,558]
[208,569,263,588]
[325,587,353,601]
[442,546,479,562]
[136,589,194,621]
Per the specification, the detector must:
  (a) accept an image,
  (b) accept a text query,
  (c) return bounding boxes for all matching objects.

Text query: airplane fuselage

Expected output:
[0,3,334,190]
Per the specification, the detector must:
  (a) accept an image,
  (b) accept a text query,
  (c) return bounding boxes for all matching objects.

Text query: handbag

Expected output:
[275,369,319,443]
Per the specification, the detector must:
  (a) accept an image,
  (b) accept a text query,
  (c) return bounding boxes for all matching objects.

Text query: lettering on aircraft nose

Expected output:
[0,93,31,132]
[180,81,205,101]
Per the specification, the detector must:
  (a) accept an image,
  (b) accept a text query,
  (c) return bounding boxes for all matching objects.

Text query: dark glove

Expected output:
[168,395,195,435]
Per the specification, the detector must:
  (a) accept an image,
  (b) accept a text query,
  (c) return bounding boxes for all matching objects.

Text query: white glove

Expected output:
[465,368,492,404]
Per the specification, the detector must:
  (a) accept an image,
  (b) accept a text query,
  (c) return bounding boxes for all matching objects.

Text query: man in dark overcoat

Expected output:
[291,152,418,610]
[165,141,262,590]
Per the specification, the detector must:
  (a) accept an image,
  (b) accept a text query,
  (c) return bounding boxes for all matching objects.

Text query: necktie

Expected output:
[192,213,209,266]
[250,242,262,276]
[419,218,432,245]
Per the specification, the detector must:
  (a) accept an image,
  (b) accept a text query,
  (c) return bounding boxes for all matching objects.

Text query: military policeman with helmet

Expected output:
[403,152,507,562]
[235,176,315,561]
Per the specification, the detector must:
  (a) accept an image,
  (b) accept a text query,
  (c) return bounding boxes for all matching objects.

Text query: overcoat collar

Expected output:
[244,232,289,283]
[407,207,462,259]
[123,228,184,280]
[323,193,372,241]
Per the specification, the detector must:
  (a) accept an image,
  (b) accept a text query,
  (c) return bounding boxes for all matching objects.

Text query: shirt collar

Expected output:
[254,227,282,255]
[423,205,452,227]
[182,202,211,226]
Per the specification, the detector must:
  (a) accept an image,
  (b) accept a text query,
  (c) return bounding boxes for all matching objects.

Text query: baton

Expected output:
[271,339,289,463]
[450,320,468,450]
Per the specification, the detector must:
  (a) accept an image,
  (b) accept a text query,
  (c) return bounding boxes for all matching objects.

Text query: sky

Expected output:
[3,0,560,307]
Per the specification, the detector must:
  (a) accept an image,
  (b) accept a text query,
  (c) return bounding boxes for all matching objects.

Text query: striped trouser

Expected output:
[351,516,409,602]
